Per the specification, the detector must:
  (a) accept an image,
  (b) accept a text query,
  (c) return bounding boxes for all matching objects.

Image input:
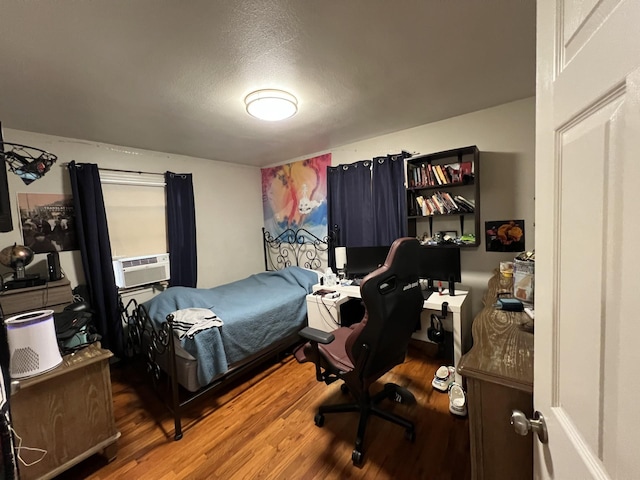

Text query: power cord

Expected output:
[316,295,340,328]
[10,427,47,467]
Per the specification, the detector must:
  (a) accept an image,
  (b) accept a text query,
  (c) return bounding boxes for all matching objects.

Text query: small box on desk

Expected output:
[496,298,524,312]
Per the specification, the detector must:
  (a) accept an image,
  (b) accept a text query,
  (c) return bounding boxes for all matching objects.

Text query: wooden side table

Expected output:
[10,343,120,480]
[0,278,73,317]
[458,272,534,480]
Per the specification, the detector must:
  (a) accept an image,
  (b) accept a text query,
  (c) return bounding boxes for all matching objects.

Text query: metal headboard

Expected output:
[262,226,339,271]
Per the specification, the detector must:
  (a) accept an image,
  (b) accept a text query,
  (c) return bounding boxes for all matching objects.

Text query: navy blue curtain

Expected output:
[68,162,123,357]
[327,152,408,252]
[327,160,374,248]
[372,152,409,245]
[165,172,197,288]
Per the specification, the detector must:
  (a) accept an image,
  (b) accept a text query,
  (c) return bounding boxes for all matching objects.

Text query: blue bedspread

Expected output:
[143,266,318,386]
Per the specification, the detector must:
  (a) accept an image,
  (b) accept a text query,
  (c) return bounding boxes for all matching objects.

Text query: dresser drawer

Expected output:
[0,278,73,316]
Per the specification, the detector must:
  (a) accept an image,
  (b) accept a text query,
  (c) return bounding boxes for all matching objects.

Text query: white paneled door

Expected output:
[535,0,640,478]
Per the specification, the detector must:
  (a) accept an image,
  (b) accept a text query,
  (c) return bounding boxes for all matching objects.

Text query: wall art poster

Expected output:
[261,153,331,239]
[17,193,79,253]
[485,219,525,252]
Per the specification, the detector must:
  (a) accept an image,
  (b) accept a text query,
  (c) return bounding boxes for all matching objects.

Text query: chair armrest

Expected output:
[298,326,335,344]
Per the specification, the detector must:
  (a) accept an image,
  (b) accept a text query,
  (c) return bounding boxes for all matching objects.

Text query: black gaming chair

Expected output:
[295,237,424,466]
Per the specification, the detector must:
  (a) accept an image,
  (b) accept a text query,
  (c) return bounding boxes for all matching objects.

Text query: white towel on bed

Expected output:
[170,308,223,339]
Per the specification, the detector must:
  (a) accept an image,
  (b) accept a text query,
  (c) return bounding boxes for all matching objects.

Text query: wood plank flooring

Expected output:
[54,343,471,480]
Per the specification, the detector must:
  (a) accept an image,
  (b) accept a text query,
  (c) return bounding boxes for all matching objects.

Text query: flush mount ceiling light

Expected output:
[244,89,298,121]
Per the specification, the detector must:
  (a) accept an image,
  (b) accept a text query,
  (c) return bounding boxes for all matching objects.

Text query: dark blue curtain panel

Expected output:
[68,161,123,357]
[165,172,197,288]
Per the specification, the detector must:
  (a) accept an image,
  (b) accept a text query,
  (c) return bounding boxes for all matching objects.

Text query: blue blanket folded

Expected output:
[143,266,318,386]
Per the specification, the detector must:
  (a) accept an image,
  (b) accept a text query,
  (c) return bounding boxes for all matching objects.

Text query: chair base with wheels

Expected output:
[312,381,416,465]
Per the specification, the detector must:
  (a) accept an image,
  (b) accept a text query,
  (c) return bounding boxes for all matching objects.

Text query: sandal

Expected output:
[448,382,467,417]
[432,365,456,392]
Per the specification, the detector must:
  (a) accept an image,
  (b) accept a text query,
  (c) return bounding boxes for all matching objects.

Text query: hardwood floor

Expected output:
[55,343,471,480]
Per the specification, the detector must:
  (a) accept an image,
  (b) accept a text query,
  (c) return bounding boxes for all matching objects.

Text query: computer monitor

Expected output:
[418,246,462,295]
[345,246,390,279]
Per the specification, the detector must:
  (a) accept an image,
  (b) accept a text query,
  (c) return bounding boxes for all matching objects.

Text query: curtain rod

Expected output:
[99,167,164,176]
[61,162,164,176]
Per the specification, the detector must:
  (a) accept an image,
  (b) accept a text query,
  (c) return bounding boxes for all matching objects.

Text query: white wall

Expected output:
[1,97,534,316]
[0,129,265,290]
[280,97,536,316]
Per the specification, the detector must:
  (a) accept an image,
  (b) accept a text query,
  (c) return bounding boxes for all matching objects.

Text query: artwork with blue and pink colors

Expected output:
[261,153,331,239]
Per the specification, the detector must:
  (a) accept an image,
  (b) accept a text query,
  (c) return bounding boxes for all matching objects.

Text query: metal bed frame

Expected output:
[123,227,336,440]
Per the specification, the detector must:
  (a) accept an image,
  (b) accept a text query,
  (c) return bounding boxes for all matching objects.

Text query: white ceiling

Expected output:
[0,1,535,167]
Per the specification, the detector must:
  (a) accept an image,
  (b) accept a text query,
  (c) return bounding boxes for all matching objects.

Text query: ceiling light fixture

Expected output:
[244,89,298,121]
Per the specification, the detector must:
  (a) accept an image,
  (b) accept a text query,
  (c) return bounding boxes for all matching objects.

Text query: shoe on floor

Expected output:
[448,382,467,417]
[432,365,456,392]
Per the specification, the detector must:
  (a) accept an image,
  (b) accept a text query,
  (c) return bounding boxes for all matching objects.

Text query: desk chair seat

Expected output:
[295,237,423,466]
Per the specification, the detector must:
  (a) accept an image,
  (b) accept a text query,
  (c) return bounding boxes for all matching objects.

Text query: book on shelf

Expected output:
[453,194,475,212]
[441,192,458,213]
[440,164,452,184]
[426,164,436,186]
[441,192,459,211]
[430,164,439,184]
[447,163,461,183]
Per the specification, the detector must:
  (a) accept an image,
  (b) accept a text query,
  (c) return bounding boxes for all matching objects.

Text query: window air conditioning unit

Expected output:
[112,253,170,289]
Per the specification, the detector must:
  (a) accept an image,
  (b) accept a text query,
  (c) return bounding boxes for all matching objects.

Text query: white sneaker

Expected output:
[448,383,467,416]
[432,365,456,392]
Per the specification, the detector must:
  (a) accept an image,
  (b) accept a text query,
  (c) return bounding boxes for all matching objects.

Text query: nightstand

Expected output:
[10,343,120,480]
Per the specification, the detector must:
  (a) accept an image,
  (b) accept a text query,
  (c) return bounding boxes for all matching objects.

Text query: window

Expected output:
[100,171,167,258]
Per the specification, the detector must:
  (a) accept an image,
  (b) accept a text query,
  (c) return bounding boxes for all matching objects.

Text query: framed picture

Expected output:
[17,193,79,253]
[485,220,525,252]
[436,230,458,243]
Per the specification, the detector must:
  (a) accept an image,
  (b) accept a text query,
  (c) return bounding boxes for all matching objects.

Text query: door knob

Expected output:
[511,409,548,444]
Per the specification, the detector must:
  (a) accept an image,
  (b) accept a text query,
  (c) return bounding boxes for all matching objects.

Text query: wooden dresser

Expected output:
[0,278,73,317]
[457,271,534,480]
[10,343,120,480]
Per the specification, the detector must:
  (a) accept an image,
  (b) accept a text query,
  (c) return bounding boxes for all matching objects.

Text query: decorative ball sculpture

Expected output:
[0,244,34,279]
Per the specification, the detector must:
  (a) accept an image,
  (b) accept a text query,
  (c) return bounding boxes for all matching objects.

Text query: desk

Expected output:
[311,283,472,384]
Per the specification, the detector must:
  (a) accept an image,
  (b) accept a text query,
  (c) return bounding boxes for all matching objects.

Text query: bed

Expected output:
[123,227,334,440]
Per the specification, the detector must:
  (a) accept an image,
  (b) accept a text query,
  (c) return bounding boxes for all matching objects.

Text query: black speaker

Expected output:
[427,313,444,343]
[47,251,62,281]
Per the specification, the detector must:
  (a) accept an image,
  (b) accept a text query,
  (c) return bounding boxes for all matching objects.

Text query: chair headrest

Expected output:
[347,238,423,381]
[361,237,421,296]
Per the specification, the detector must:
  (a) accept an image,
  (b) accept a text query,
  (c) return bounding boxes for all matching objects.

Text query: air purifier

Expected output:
[5,309,63,379]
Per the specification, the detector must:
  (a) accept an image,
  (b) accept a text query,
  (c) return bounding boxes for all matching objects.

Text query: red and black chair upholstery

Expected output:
[295,237,424,466]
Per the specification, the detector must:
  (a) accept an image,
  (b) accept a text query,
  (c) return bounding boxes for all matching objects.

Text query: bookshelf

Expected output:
[406,145,480,247]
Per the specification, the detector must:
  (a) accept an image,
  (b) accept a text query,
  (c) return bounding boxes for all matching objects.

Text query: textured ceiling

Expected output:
[0,1,535,167]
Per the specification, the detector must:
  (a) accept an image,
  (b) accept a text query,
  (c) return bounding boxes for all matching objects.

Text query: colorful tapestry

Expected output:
[261,153,331,238]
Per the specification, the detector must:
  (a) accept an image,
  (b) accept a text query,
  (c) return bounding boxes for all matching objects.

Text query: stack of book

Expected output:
[408,161,473,188]
[414,192,475,216]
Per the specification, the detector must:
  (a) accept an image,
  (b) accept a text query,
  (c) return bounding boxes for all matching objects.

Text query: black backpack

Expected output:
[53,303,101,354]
